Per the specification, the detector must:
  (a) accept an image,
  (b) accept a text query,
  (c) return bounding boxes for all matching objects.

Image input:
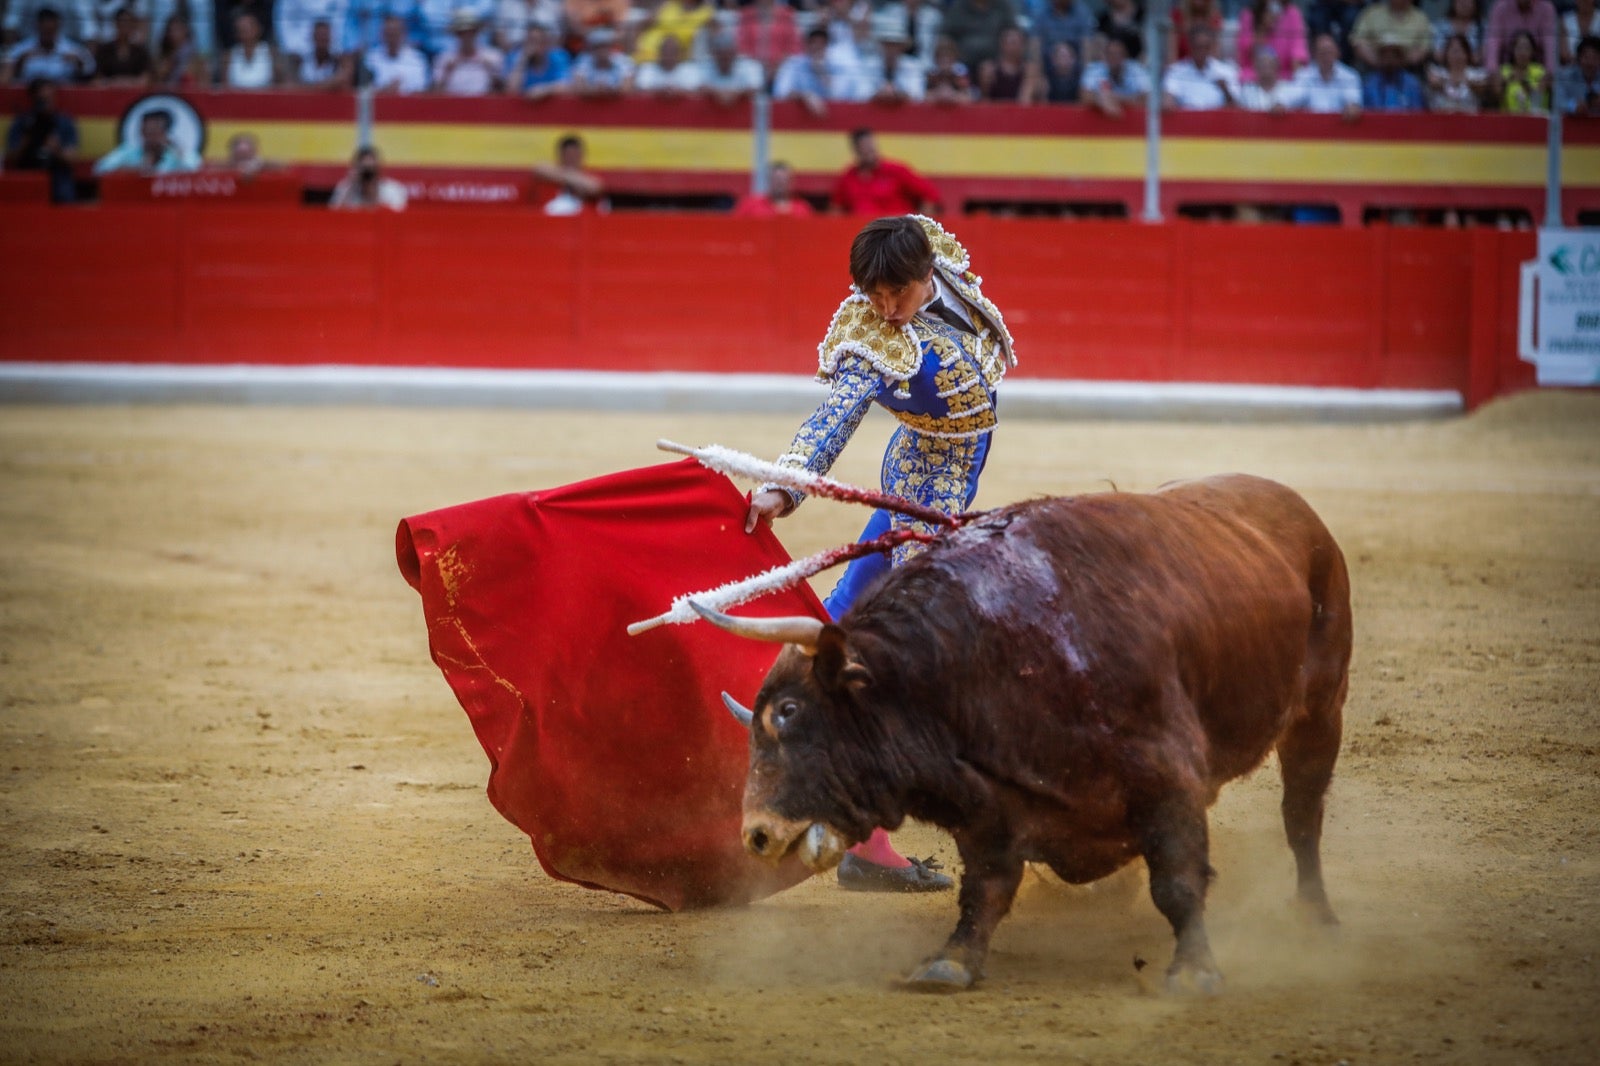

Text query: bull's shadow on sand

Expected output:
[687,763,1464,1002]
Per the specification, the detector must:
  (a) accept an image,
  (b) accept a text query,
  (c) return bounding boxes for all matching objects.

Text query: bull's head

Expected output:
[692,601,886,874]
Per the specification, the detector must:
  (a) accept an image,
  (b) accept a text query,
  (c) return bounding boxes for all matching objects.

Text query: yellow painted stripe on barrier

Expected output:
[77,117,1600,188]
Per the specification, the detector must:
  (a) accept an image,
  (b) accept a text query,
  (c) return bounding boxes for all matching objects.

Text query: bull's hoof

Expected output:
[1164,965,1224,997]
[903,958,975,993]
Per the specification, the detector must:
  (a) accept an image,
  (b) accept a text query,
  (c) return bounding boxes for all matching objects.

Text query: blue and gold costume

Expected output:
[769,216,1017,618]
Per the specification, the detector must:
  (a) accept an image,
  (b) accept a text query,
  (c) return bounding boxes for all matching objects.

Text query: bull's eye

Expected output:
[772,699,800,729]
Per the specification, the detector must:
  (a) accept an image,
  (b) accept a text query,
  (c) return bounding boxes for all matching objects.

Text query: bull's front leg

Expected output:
[1135,793,1222,995]
[904,841,1022,993]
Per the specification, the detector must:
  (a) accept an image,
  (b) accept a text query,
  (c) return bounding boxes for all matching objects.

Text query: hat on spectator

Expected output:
[449,8,480,32]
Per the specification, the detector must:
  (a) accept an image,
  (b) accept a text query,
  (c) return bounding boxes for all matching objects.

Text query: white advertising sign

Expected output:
[1520,228,1600,386]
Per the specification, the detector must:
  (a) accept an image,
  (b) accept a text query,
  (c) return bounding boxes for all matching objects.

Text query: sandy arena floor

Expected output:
[1,392,1597,1065]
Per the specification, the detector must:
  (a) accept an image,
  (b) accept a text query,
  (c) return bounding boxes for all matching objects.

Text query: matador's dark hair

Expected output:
[849,216,934,293]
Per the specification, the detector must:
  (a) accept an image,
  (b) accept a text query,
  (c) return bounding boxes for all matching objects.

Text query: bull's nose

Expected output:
[743,824,777,858]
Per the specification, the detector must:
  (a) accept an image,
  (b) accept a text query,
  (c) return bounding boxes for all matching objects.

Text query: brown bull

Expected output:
[701,473,1351,992]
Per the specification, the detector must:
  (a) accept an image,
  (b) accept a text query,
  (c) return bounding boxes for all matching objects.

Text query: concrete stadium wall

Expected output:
[0,207,1535,408]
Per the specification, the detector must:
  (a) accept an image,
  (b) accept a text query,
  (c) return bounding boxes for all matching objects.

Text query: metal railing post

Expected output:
[1143,0,1167,222]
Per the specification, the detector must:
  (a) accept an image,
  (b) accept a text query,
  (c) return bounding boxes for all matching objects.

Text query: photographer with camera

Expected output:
[329,144,408,211]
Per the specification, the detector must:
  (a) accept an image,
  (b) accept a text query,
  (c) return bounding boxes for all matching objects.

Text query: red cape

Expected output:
[396,458,819,911]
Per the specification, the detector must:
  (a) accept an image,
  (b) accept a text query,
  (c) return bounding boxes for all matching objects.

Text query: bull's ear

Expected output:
[813,625,874,697]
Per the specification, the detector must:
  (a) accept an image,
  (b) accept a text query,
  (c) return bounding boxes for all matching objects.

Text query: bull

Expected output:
[699,473,1350,992]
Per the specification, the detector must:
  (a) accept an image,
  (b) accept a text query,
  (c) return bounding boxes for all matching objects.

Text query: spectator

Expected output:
[220,11,285,88]
[875,0,942,62]
[1434,0,1484,64]
[1484,0,1557,69]
[344,0,422,57]
[867,27,928,103]
[1362,34,1425,109]
[633,33,701,94]
[330,144,408,209]
[1098,0,1144,61]
[59,0,136,46]
[817,0,861,51]
[1307,0,1365,63]
[92,106,200,173]
[277,0,350,62]
[490,0,561,53]
[217,0,271,49]
[531,132,604,215]
[1162,25,1238,108]
[1032,0,1095,67]
[1294,30,1361,113]
[634,0,714,64]
[941,0,1018,75]
[293,19,355,87]
[1082,33,1151,116]
[1237,0,1309,83]
[365,13,430,92]
[978,24,1045,102]
[736,0,801,82]
[830,127,939,215]
[416,0,493,57]
[3,7,95,83]
[1040,37,1079,101]
[732,160,815,217]
[149,0,216,57]
[825,9,879,89]
[1559,34,1600,113]
[569,25,633,96]
[1352,0,1435,71]
[1237,43,1302,109]
[223,130,282,175]
[1495,27,1549,110]
[924,33,975,103]
[1169,0,1223,62]
[506,19,570,97]
[772,27,867,112]
[5,76,79,202]
[93,7,151,85]
[1564,0,1599,64]
[1427,32,1488,110]
[151,13,208,86]
[699,28,764,104]
[432,9,503,92]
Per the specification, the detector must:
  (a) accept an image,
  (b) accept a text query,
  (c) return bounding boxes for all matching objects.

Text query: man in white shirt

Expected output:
[1161,25,1238,109]
[431,9,503,93]
[1291,32,1362,116]
[277,0,350,60]
[1236,43,1303,111]
[364,12,429,92]
[866,28,926,102]
[698,29,764,103]
[633,33,703,95]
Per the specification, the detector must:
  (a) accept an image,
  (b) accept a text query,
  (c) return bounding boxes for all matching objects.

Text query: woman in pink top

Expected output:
[1237,0,1309,81]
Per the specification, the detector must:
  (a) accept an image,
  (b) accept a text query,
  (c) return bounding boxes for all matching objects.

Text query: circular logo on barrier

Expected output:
[116,93,206,158]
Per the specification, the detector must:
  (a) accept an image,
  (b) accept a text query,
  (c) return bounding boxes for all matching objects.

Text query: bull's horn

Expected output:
[688,600,823,653]
[720,691,755,729]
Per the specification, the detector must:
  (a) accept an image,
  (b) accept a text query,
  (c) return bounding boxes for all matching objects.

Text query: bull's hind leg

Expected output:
[1136,793,1222,995]
[1276,673,1346,927]
[904,840,1023,993]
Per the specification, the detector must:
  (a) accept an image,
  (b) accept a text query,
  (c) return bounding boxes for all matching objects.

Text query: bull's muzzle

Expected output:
[742,814,847,872]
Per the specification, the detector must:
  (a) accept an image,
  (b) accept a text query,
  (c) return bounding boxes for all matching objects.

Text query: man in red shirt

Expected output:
[829,128,941,216]
[732,160,816,217]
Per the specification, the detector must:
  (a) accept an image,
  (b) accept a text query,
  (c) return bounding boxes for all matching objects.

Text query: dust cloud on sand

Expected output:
[1,393,1596,1064]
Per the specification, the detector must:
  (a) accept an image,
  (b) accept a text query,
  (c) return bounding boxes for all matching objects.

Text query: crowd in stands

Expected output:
[3,0,1599,114]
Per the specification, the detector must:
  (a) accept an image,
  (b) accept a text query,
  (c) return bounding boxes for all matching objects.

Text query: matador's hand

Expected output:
[745,490,791,534]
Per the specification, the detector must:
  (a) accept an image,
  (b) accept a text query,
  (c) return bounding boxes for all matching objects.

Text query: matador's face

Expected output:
[864,270,935,330]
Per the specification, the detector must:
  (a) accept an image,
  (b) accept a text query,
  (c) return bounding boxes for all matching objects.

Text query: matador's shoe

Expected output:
[837,853,954,892]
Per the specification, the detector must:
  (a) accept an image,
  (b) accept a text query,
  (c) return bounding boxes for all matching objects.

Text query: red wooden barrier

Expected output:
[0,205,1534,405]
